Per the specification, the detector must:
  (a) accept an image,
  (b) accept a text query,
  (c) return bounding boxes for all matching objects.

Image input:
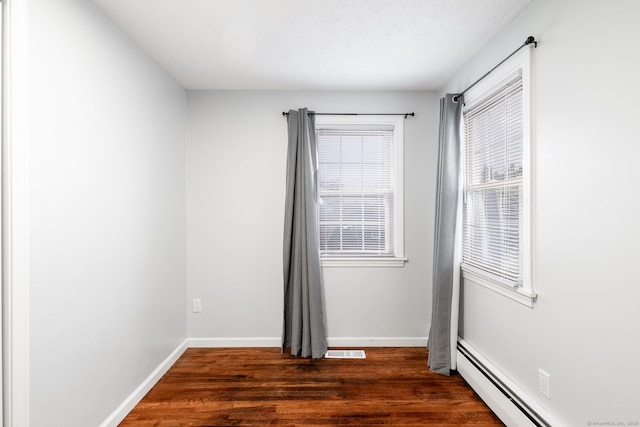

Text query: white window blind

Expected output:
[462,72,524,286]
[316,126,395,256]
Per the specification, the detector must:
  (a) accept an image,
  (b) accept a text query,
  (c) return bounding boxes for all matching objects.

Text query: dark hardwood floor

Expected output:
[120,347,503,426]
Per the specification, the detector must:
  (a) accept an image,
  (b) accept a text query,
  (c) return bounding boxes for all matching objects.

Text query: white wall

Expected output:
[26,0,187,425]
[441,0,640,425]
[186,90,437,345]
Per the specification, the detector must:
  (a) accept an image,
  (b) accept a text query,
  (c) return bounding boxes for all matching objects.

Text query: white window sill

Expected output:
[461,266,536,308]
[321,257,407,268]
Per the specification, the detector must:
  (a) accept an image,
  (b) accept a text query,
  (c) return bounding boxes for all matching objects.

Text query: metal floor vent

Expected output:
[325,350,366,359]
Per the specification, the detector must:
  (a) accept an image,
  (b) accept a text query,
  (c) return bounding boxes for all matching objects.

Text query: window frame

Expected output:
[461,46,536,307]
[315,115,406,268]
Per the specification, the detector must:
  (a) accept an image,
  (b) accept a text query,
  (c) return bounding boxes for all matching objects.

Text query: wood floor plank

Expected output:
[119,347,503,426]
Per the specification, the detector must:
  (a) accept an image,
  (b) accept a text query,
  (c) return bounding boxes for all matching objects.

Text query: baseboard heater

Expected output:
[457,340,555,427]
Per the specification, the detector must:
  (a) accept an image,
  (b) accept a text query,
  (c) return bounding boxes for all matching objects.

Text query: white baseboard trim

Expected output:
[457,338,560,427]
[328,337,428,347]
[188,336,428,348]
[188,337,281,348]
[99,339,189,427]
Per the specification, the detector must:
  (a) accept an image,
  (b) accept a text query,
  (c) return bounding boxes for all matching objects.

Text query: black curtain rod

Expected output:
[453,36,537,102]
[282,112,415,119]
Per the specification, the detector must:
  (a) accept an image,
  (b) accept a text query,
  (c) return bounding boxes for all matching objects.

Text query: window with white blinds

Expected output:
[315,116,404,266]
[461,47,534,305]
[463,74,523,284]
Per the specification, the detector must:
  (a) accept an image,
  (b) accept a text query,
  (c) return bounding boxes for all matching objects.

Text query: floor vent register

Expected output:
[325,350,366,359]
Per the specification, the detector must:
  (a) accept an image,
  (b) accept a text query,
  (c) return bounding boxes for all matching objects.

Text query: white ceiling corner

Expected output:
[92,0,531,91]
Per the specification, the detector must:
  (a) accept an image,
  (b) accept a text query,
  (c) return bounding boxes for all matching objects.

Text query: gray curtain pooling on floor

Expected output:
[282,108,328,359]
[428,94,463,375]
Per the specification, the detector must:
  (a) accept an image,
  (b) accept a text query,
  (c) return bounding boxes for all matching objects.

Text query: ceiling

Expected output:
[93,0,531,91]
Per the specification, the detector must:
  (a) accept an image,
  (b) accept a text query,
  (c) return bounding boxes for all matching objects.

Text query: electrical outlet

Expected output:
[538,369,551,399]
[192,298,202,313]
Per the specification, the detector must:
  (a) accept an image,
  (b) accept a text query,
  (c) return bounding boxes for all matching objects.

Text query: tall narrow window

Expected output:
[316,116,404,267]
[461,47,535,306]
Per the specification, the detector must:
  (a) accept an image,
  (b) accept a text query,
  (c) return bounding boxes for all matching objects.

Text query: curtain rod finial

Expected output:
[525,36,537,48]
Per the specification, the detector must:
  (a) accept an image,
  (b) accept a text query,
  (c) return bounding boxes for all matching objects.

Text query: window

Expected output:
[315,115,405,267]
[461,47,535,306]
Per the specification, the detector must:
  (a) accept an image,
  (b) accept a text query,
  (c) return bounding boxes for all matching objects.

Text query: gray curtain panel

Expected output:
[282,108,328,359]
[428,94,463,375]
